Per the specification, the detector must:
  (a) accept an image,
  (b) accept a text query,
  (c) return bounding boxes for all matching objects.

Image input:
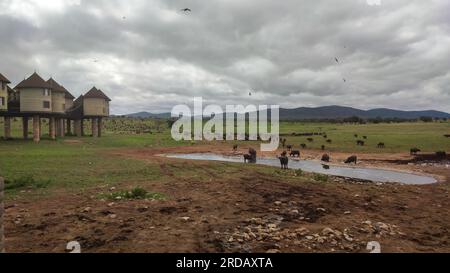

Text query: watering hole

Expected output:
[166,153,437,185]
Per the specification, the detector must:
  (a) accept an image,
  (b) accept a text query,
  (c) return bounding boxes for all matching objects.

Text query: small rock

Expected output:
[266,249,280,253]
[316,208,326,213]
[180,217,191,222]
[107,202,115,207]
[109,214,117,219]
[274,201,282,206]
[344,211,351,215]
[82,207,92,213]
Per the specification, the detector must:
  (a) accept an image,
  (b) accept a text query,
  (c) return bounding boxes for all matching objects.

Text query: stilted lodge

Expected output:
[0,72,111,142]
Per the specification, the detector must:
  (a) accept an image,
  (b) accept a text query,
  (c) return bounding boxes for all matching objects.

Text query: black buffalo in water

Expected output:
[244,148,257,163]
[278,151,289,169]
[290,150,300,157]
[322,164,330,170]
[410,147,421,155]
[345,155,357,164]
[321,154,330,162]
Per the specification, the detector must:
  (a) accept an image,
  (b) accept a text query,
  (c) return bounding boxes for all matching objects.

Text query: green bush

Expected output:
[313,174,329,182]
[4,176,50,190]
[103,187,165,200]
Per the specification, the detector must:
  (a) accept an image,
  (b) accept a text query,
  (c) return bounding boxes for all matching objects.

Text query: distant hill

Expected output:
[125,112,171,119]
[279,106,450,120]
[126,106,450,120]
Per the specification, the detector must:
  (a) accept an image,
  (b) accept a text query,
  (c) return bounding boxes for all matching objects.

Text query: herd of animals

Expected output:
[234,132,448,170]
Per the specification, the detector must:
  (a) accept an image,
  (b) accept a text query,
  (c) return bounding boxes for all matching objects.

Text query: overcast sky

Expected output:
[0,0,449,114]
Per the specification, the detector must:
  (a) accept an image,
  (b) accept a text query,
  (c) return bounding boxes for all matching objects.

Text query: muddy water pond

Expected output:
[166,153,437,185]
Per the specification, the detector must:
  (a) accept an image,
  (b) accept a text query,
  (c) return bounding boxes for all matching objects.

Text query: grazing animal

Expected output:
[444,134,450,138]
[356,140,365,146]
[233,144,238,152]
[410,147,421,155]
[278,152,289,169]
[377,142,385,148]
[300,143,307,149]
[307,138,314,142]
[286,145,293,151]
[290,150,300,157]
[321,154,330,162]
[322,164,330,170]
[244,148,257,163]
[354,134,358,138]
[363,136,367,139]
[326,139,332,143]
[436,151,447,157]
[321,145,325,150]
[345,155,358,164]
[323,135,328,139]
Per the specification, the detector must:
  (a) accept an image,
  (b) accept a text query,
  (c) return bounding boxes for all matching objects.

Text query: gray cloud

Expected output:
[0,0,449,114]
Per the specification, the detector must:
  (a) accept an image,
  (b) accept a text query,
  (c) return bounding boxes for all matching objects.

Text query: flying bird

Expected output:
[335,57,340,64]
[122,16,126,20]
[343,78,347,83]
[249,92,252,96]
[181,8,191,12]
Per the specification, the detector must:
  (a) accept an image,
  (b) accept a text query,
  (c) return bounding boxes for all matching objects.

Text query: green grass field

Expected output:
[0,118,449,198]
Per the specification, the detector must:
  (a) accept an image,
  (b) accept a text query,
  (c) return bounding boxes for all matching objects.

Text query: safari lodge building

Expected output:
[0,72,111,142]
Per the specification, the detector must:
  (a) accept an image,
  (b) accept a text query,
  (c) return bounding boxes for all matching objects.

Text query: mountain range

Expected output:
[125,106,450,120]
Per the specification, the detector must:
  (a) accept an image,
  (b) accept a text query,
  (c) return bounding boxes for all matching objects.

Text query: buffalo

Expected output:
[410,147,421,155]
[377,142,385,148]
[244,148,257,163]
[326,139,332,143]
[278,151,289,169]
[356,140,365,146]
[321,154,330,162]
[290,150,300,157]
[345,155,357,164]
[286,145,293,151]
[233,144,238,152]
[321,145,325,150]
[307,138,314,142]
[300,143,307,149]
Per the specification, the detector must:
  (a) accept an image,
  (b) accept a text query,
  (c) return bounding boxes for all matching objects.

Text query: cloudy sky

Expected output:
[0,0,449,114]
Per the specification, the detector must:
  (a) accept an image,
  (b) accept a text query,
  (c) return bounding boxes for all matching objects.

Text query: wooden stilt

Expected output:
[4,117,11,139]
[97,117,102,137]
[23,117,29,139]
[92,118,98,137]
[49,117,56,140]
[33,115,40,143]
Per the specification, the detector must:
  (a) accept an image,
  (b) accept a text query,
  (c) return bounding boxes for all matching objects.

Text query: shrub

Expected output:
[104,187,165,200]
[313,174,329,182]
[4,176,50,190]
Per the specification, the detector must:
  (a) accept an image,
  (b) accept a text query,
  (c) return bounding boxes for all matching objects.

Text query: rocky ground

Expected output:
[3,145,450,253]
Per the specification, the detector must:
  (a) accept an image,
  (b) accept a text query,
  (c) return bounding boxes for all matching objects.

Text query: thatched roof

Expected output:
[15,72,51,89]
[84,87,111,101]
[46,78,65,93]
[0,73,11,84]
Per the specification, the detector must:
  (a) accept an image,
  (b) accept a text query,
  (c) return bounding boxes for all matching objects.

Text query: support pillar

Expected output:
[66,119,72,135]
[49,117,56,140]
[4,117,11,139]
[92,118,98,137]
[80,119,84,136]
[97,118,102,137]
[60,119,65,138]
[75,119,82,137]
[33,115,40,143]
[22,117,29,139]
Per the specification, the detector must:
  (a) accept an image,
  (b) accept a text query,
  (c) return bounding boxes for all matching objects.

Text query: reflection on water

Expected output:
[166,153,437,185]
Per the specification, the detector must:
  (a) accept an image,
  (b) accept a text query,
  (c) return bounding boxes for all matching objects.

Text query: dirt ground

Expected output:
[4,145,450,253]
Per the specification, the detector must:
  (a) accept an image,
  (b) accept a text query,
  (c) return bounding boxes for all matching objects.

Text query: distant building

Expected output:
[15,72,53,113]
[47,78,66,114]
[1,71,111,141]
[83,87,111,117]
[0,73,11,112]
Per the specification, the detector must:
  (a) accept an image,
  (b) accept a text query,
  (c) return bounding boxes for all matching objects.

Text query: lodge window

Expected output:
[1,82,5,90]
[103,107,106,114]
[63,103,66,110]
[43,101,50,109]
[0,96,4,106]
[43,89,50,96]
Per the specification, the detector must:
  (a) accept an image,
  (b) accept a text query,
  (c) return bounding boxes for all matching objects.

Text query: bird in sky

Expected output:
[181,8,191,12]
[343,78,347,83]
[335,57,340,63]
[249,92,252,96]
